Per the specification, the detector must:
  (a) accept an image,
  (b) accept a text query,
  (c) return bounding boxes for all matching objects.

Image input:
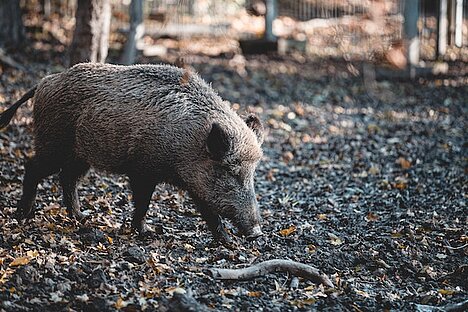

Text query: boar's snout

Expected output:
[245,225,263,240]
[235,199,263,240]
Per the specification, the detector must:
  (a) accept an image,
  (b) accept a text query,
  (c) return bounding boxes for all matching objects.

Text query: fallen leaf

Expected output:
[368,166,380,175]
[290,298,316,308]
[9,257,30,267]
[307,244,317,253]
[76,294,89,302]
[438,289,455,295]
[279,225,296,237]
[115,296,129,309]
[366,212,379,222]
[396,157,411,169]
[247,291,262,297]
[317,213,327,220]
[393,176,408,190]
[355,290,370,298]
[26,250,39,258]
[282,151,294,163]
[184,243,195,252]
[328,233,343,246]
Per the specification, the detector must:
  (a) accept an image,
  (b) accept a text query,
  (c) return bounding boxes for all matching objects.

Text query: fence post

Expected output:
[437,0,448,57]
[265,0,277,41]
[454,0,463,47]
[121,0,144,65]
[404,0,419,76]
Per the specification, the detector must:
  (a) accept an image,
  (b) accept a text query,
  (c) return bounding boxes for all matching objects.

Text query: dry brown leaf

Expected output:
[366,212,379,222]
[115,297,128,309]
[393,181,407,190]
[279,225,296,237]
[396,157,411,169]
[307,244,317,253]
[9,257,30,267]
[438,289,456,295]
[393,176,408,190]
[290,298,316,308]
[247,291,262,297]
[317,213,328,220]
[368,166,380,175]
[328,233,343,246]
[282,151,294,163]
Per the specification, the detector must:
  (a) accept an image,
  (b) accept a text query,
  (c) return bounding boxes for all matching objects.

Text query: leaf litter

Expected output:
[0,38,467,311]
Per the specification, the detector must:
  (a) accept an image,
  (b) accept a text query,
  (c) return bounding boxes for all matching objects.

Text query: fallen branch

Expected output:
[209,259,333,287]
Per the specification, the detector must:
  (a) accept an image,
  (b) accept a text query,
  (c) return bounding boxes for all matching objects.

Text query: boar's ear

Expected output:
[245,114,264,145]
[207,123,231,161]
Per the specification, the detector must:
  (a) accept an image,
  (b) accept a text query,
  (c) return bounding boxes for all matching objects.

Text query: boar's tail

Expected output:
[0,86,37,129]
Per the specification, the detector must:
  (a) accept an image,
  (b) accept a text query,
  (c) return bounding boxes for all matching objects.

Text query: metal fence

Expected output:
[20,0,467,61]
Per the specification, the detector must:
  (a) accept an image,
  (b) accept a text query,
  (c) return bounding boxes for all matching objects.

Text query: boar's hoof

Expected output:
[14,207,36,221]
[214,229,236,248]
[69,211,89,223]
[132,222,157,239]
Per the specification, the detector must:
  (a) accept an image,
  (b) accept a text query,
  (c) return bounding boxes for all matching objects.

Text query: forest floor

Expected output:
[0,40,467,311]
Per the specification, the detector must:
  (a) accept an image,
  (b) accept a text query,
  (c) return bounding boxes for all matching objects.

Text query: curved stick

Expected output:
[209,259,333,287]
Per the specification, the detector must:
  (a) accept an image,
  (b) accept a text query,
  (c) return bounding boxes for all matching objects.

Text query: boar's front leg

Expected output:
[129,176,156,236]
[195,202,232,245]
[59,159,90,221]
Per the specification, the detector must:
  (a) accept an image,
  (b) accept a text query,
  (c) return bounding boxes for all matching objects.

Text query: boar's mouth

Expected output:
[191,196,263,239]
[221,206,263,239]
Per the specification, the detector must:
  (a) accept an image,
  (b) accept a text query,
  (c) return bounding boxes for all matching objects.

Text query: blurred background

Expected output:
[1,0,467,68]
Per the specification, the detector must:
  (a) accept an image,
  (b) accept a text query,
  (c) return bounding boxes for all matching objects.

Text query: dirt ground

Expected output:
[1,38,467,311]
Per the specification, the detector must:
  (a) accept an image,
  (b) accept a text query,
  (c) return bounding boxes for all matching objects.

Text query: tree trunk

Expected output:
[0,0,25,48]
[120,0,144,65]
[69,0,111,66]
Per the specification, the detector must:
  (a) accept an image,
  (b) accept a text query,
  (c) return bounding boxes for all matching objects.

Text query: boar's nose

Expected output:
[246,225,263,240]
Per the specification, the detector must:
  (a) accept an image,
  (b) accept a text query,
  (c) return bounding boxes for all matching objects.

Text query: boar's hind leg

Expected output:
[15,156,60,219]
[129,176,156,235]
[59,159,90,221]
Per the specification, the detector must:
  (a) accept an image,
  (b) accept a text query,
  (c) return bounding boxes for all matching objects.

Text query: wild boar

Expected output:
[0,63,265,242]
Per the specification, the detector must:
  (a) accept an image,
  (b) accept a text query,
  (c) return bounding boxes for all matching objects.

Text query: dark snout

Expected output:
[245,224,264,240]
[236,199,263,240]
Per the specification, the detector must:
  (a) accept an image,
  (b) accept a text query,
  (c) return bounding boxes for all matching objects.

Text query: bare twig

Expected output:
[444,299,468,312]
[445,243,468,250]
[209,259,333,287]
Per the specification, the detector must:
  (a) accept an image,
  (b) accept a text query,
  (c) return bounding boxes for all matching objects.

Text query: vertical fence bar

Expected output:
[404,0,420,76]
[265,0,277,41]
[437,0,448,57]
[454,0,463,47]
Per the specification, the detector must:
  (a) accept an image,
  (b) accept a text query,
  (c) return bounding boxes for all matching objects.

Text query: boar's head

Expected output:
[184,114,264,239]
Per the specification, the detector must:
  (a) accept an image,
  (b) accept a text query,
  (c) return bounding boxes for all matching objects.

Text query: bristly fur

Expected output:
[6,63,265,239]
[0,86,37,129]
